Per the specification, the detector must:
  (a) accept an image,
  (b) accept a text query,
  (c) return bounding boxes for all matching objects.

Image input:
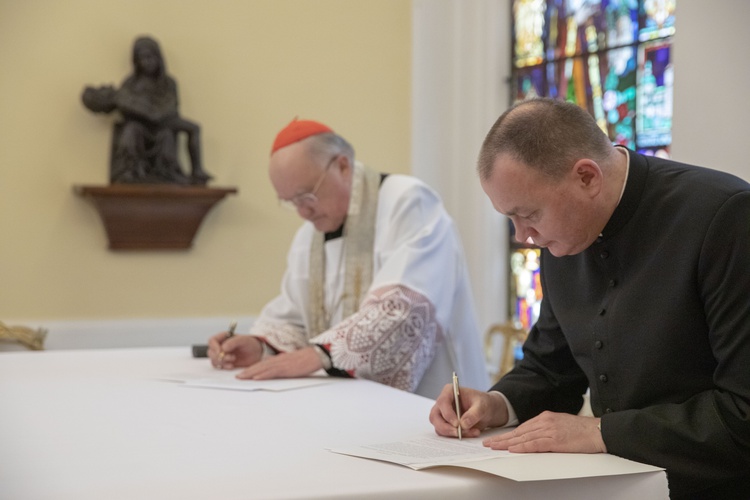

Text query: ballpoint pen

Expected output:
[452,371,462,440]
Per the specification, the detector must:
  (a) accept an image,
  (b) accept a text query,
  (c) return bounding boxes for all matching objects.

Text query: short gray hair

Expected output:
[305,132,355,167]
[477,98,613,181]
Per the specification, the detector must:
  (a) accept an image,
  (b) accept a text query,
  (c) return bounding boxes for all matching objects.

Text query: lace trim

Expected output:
[312,285,439,392]
[250,318,307,353]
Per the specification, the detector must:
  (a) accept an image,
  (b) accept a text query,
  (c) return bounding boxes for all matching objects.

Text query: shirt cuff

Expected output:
[312,344,333,370]
[490,390,519,427]
[253,336,277,359]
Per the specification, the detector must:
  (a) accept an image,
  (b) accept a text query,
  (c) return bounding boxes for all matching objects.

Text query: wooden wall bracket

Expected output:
[74,184,237,250]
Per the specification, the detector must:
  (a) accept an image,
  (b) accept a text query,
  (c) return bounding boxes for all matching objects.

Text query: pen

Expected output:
[452,371,462,440]
[225,320,238,340]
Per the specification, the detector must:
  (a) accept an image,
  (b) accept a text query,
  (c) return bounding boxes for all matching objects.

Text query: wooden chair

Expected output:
[0,321,47,351]
[485,322,528,382]
[485,322,593,415]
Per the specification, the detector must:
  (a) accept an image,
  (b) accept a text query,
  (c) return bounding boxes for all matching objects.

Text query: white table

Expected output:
[0,347,669,499]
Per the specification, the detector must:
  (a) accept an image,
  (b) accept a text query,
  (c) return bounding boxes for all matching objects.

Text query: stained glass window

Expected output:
[511,0,676,155]
[508,0,676,330]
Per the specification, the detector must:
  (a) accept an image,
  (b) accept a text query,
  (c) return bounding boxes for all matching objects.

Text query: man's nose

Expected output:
[513,223,529,243]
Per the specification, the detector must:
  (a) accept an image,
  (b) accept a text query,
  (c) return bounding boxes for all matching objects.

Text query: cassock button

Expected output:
[599,308,606,316]
[599,374,608,383]
[595,340,603,349]
[600,251,609,259]
[608,279,617,287]
[605,408,613,413]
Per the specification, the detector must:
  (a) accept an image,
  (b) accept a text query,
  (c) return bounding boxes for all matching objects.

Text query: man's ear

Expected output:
[573,159,603,197]
[337,155,354,181]
[337,154,351,172]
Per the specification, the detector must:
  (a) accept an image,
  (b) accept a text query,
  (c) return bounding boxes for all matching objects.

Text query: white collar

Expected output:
[615,146,630,206]
[600,147,630,238]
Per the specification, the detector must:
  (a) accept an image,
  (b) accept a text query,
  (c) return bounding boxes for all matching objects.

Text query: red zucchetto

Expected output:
[270,118,333,154]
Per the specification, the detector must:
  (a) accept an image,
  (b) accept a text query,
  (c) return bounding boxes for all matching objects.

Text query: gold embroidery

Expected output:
[308,162,380,336]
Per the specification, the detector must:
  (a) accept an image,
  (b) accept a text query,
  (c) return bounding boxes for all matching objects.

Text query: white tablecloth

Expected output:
[0,347,669,499]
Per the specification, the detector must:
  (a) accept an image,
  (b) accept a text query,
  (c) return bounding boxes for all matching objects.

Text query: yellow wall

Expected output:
[0,0,411,320]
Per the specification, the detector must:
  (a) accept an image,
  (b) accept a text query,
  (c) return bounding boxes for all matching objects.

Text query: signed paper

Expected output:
[332,434,508,469]
[331,432,664,482]
[180,376,334,392]
[158,368,335,392]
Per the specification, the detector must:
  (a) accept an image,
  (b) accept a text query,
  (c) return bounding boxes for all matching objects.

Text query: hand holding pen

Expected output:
[429,380,510,439]
[206,320,238,369]
[207,321,267,370]
[218,320,238,365]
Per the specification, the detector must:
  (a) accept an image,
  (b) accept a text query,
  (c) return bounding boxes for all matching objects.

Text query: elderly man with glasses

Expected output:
[206,119,489,398]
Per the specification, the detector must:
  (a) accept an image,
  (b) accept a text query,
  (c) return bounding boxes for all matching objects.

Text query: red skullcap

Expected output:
[271,118,333,154]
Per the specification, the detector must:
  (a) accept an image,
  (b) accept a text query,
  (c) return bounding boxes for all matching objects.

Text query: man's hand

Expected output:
[207,333,263,370]
[482,411,606,454]
[429,385,509,439]
[236,346,322,380]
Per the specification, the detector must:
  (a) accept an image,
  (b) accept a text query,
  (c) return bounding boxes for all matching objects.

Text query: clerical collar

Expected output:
[615,146,630,206]
[600,147,631,239]
[324,225,344,241]
[599,147,648,240]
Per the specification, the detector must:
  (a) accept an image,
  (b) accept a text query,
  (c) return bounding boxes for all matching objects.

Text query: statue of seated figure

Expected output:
[82,36,212,185]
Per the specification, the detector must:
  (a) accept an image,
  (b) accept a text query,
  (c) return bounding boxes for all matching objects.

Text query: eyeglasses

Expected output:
[279,155,339,211]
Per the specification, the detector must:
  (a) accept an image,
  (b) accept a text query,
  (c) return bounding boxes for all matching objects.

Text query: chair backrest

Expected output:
[0,321,47,351]
[484,322,528,382]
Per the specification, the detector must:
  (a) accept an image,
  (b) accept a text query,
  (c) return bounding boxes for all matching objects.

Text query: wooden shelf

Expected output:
[74,184,237,250]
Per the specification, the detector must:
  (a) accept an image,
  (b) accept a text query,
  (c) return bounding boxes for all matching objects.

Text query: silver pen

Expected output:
[452,371,462,440]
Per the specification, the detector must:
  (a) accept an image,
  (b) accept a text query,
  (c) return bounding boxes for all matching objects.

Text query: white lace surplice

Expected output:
[314,285,438,392]
[249,174,489,398]
[251,285,437,392]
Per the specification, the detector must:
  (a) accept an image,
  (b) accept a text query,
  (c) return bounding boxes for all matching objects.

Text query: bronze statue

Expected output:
[82,36,212,185]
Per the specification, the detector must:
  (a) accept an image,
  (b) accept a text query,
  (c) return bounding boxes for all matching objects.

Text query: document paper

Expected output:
[158,367,336,392]
[330,432,664,482]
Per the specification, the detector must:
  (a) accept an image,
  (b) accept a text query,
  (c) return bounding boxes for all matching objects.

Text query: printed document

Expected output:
[330,431,664,482]
[158,367,335,392]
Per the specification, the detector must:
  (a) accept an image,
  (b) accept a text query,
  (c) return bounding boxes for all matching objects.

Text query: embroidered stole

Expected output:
[308,162,381,336]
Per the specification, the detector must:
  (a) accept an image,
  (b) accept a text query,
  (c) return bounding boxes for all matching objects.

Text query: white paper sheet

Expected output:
[451,452,665,481]
[157,367,336,391]
[332,434,510,469]
[331,432,664,482]
[181,376,335,392]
